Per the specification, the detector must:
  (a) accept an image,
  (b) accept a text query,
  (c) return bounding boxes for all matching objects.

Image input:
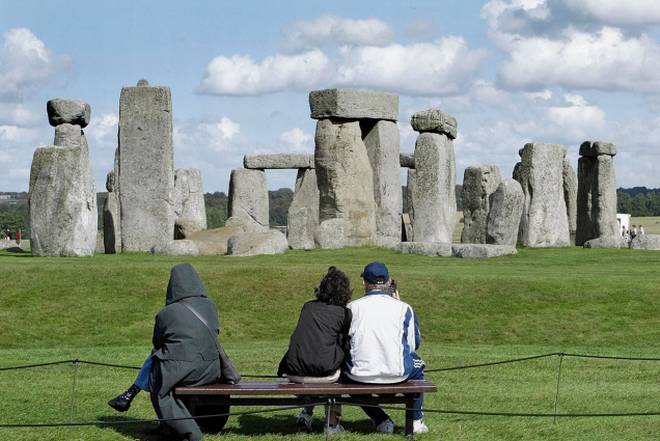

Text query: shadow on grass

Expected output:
[0,247,31,256]
[96,415,163,441]
[232,413,376,436]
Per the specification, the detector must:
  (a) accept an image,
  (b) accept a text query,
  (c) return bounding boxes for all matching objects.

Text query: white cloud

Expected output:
[279,127,312,152]
[0,28,70,102]
[281,16,393,53]
[561,0,660,27]
[197,38,486,97]
[0,104,40,127]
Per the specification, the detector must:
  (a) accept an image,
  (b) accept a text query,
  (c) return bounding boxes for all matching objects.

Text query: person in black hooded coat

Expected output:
[108,263,221,441]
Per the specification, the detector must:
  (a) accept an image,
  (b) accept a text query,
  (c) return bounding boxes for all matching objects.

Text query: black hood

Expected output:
[166,263,208,305]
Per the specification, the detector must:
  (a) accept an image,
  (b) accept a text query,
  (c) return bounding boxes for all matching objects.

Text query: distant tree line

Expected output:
[617,187,660,216]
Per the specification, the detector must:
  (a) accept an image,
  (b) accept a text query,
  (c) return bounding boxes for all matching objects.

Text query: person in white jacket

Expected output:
[344,262,428,434]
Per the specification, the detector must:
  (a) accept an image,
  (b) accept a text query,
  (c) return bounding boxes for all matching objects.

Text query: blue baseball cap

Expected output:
[361,262,389,284]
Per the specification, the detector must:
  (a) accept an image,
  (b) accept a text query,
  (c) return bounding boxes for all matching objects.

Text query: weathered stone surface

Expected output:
[579,141,616,157]
[187,225,246,255]
[562,158,578,245]
[287,168,319,250]
[400,153,415,168]
[576,152,619,246]
[118,83,174,252]
[363,120,402,246]
[487,179,524,246]
[451,244,517,259]
[152,240,200,256]
[412,132,456,243]
[227,168,269,230]
[54,123,84,148]
[29,141,97,256]
[244,154,314,169]
[0,240,18,250]
[630,234,660,250]
[396,241,452,257]
[583,236,629,249]
[173,168,207,239]
[47,99,91,128]
[403,169,416,220]
[309,89,398,121]
[461,165,502,244]
[227,229,288,256]
[410,109,458,139]
[103,171,121,254]
[514,143,571,247]
[314,119,377,248]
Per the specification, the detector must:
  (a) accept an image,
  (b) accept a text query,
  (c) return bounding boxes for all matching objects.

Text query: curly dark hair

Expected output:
[315,266,352,306]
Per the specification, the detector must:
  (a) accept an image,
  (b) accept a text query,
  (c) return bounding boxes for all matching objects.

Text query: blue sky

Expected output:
[1,0,659,192]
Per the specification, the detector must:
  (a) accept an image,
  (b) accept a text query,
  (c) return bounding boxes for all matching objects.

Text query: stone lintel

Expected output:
[309,88,398,121]
[243,154,315,169]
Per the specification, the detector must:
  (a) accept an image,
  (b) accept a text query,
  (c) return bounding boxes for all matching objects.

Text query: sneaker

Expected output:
[296,410,313,432]
[325,423,345,435]
[107,391,132,412]
[375,418,394,433]
[413,419,429,434]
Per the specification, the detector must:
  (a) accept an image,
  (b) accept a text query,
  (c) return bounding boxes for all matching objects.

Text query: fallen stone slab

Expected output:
[0,240,18,250]
[396,241,452,257]
[630,234,660,250]
[309,88,398,121]
[151,240,200,256]
[187,225,248,256]
[47,99,91,128]
[583,236,629,249]
[400,153,415,168]
[411,109,458,139]
[227,229,288,256]
[451,244,517,259]
[579,141,616,157]
[244,154,314,169]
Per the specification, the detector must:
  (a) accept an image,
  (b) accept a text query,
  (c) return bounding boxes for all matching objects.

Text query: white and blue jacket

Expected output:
[345,290,421,383]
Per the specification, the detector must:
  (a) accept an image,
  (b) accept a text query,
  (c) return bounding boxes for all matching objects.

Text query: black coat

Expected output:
[150,263,221,441]
[278,300,352,377]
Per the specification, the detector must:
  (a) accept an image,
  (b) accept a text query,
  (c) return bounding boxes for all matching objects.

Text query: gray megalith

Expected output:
[309,89,398,121]
[287,168,320,250]
[46,99,91,128]
[486,178,524,246]
[244,154,314,169]
[173,168,207,239]
[226,168,269,231]
[103,171,121,254]
[562,157,578,245]
[461,165,502,244]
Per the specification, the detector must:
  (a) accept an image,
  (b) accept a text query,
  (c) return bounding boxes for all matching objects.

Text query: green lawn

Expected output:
[1,246,659,440]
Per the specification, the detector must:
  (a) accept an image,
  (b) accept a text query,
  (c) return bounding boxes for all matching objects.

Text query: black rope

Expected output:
[562,352,660,361]
[0,402,326,429]
[0,360,74,371]
[425,352,559,372]
[75,360,140,370]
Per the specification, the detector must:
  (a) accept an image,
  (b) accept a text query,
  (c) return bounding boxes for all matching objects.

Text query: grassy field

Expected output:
[1,246,660,440]
[631,216,660,234]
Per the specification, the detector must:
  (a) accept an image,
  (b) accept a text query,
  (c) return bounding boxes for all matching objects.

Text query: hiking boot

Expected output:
[325,423,345,435]
[296,410,313,432]
[375,418,394,433]
[107,384,140,412]
[413,419,429,433]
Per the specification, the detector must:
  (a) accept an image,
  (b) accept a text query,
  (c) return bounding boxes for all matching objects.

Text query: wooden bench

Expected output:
[175,380,437,436]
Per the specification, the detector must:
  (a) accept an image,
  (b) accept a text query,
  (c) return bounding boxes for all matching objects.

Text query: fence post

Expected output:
[68,359,80,423]
[553,352,565,423]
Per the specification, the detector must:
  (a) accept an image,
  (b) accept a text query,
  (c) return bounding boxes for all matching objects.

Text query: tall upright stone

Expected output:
[404,169,416,219]
[411,109,457,244]
[514,143,570,247]
[363,120,402,246]
[314,119,377,248]
[576,141,619,246]
[226,168,269,231]
[173,168,207,239]
[461,165,502,244]
[103,171,121,254]
[118,80,174,252]
[287,168,319,250]
[29,100,97,256]
[487,179,524,246]
[562,157,578,245]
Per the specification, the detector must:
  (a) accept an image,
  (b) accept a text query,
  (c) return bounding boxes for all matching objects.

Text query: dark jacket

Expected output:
[150,263,221,441]
[278,300,352,377]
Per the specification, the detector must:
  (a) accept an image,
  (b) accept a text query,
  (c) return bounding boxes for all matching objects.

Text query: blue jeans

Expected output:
[135,355,153,391]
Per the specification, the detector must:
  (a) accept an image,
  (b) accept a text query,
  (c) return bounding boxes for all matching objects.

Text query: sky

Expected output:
[1,0,660,192]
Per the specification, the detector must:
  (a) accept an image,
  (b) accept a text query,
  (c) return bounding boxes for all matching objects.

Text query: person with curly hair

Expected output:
[277,266,353,434]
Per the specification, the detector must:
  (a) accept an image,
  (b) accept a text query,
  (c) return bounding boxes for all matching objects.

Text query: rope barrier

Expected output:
[425,352,559,372]
[561,352,660,361]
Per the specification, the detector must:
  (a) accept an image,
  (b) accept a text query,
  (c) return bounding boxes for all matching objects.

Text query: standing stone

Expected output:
[173,168,207,239]
[363,120,402,246]
[314,119,377,248]
[400,153,415,168]
[54,123,85,148]
[562,157,578,245]
[514,143,570,247]
[118,81,174,252]
[29,113,97,256]
[287,168,319,250]
[461,165,502,244]
[411,130,456,244]
[576,141,619,246]
[226,168,269,230]
[487,179,524,246]
[404,169,417,220]
[103,171,121,254]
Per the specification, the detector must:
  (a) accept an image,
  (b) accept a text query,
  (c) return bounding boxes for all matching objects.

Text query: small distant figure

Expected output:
[15,229,21,246]
[639,225,645,235]
[1,230,8,241]
[631,225,638,240]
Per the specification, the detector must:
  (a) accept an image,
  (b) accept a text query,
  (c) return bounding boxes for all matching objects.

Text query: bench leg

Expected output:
[404,395,415,437]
